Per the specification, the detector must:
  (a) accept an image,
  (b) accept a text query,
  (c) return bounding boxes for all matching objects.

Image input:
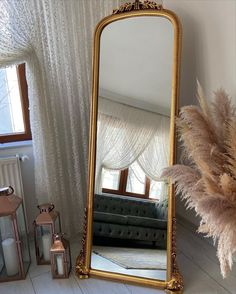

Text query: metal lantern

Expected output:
[50,234,71,279]
[33,203,61,265]
[0,186,31,282]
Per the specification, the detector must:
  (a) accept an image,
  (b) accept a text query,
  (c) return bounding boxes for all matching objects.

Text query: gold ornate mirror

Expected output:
[76,1,182,293]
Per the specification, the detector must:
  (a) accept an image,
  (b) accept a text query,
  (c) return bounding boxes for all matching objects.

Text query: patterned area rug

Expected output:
[93,246,166,270]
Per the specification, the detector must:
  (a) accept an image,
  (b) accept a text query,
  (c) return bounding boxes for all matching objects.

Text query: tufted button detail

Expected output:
[93,194,168,245]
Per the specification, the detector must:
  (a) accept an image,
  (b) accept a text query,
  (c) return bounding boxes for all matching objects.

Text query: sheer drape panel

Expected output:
[96,98,170,193]
[0,0,123,236]
[96,98,159,192]
[0,1,34,67]
[137,116,170,180]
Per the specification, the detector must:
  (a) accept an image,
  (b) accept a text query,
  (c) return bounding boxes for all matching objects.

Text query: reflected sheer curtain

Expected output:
[0,0,123,235]
[96,97,170,193]
[137,117,170,180]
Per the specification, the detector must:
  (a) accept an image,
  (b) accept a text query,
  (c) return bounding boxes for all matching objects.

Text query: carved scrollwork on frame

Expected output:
[165,218,184,293]
[75,208,89,279]
[113,0,162,14]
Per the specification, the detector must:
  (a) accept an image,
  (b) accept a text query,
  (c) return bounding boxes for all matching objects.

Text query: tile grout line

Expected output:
[29,269,51,280]
[177,222,223,267]
[178,225,236,279]
[71,272,87,294]
[124,283,133,294]
[178,220,215,251]
[178,222,233,293]
[177,233,220,267]
[29,276,37,294]
[181,251,232,294]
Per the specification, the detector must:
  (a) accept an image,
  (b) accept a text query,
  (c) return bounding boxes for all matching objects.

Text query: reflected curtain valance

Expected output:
[95,97,170,193]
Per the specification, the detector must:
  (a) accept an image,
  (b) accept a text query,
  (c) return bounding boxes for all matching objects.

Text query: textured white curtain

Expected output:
[137,116,170,180]
[0,0,123,235]
[96,97,170,192]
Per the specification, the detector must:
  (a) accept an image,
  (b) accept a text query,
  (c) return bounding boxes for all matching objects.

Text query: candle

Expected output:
[2,238,18,276]
[56,255,64,275]
[42,234,51,262]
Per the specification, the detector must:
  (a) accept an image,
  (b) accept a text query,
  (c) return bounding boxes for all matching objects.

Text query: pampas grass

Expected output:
[162,85,236,278]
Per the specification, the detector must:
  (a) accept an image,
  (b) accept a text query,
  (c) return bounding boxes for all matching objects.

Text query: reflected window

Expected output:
[102,168,120,190]
[101,161,167,200]
[126,162,146,194]
[150,180,168,200]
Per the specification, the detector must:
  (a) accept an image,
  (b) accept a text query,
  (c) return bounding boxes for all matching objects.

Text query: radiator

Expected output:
[0,156,27,220]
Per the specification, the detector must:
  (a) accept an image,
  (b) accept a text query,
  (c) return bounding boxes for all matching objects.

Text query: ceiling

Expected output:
[99,16,174,115]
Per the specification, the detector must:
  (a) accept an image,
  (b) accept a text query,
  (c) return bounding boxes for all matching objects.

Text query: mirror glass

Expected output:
[91,16,174,281]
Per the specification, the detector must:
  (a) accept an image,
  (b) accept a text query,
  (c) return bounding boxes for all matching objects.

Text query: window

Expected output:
[0,64,31,143]
[102,161,167,200]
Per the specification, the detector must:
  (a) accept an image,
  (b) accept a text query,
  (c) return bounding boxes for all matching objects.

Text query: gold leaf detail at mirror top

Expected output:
[113,0,162,14]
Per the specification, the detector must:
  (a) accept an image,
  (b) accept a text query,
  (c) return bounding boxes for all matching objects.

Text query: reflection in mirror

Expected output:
[91,16,174,281]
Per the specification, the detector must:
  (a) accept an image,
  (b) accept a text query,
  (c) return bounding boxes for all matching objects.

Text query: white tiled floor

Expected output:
[0,220,235,294]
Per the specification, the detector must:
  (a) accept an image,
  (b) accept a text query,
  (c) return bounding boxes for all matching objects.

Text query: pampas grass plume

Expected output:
[162,85,236,278]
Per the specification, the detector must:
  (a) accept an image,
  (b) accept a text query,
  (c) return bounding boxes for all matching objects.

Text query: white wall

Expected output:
[0,143,38,231]
[164,0,236,225]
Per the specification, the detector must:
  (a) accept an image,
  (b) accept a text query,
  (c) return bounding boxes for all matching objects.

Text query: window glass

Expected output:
[126,161,146,194]
[101,161,168,199]
[0,66,25,135]
[150,180,168,200]
[102,168,120,190]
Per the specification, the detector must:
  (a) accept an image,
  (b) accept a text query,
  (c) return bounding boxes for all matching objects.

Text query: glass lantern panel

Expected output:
[16,204,30,272]
[53,253,65,276]
[54,216,61,235]
[36,224,52,263]
[66,245,71,272]
[0,215,20,280]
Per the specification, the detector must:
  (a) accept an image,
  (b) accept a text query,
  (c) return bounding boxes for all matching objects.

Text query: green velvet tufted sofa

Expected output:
[93,193,168,249]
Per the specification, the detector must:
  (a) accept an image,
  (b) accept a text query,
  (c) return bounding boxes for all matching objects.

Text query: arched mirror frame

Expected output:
[76,3,182,293]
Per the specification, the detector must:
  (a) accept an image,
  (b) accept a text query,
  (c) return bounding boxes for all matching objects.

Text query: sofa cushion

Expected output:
[127,215,167,229]
[94,193,158,218]
[93,211,127,225]
[93,221,167,247]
